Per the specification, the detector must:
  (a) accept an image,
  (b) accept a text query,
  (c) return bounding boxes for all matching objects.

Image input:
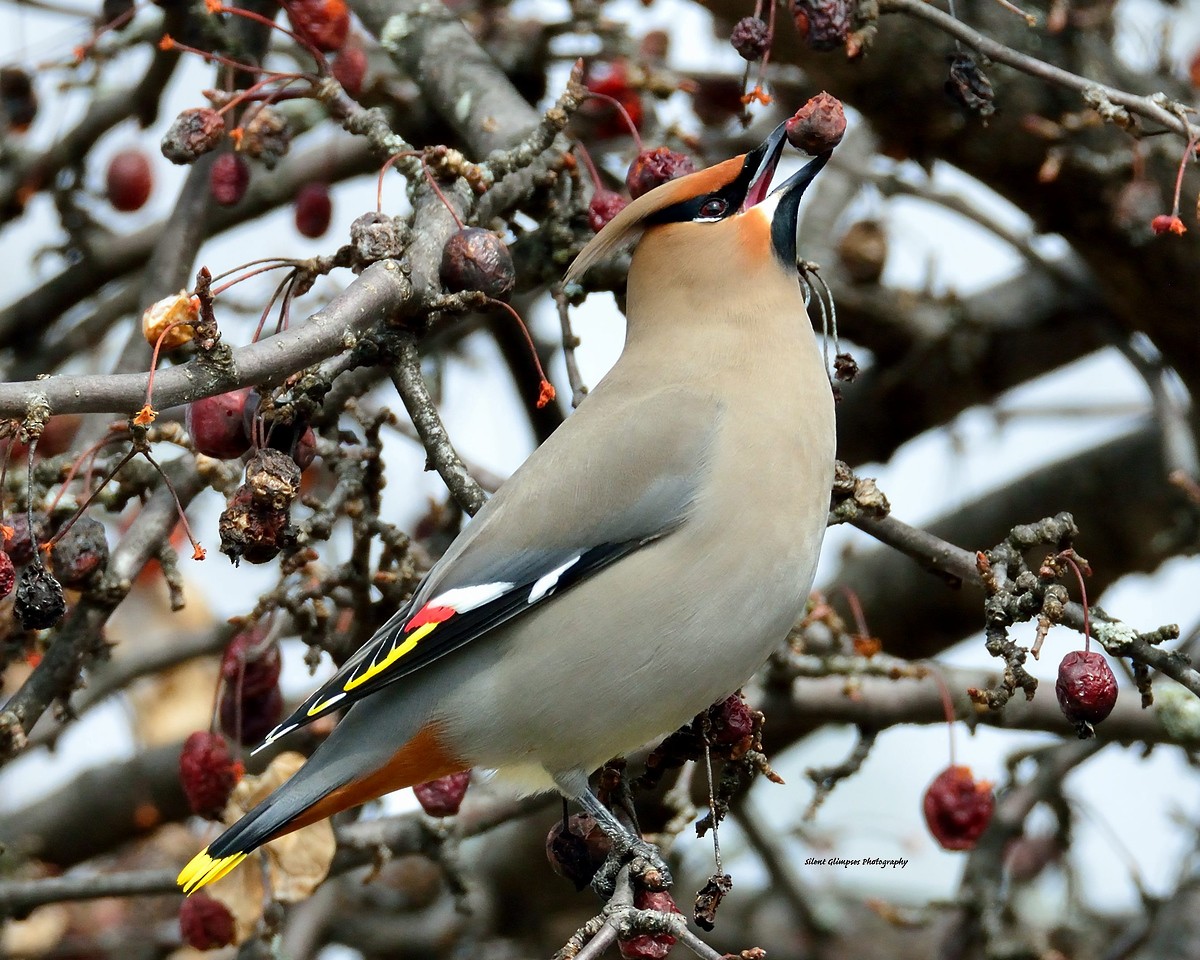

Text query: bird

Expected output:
[178,122,836,895]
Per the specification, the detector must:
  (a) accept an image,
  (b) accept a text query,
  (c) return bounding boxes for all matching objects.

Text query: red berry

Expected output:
[546,812,611,890]
[413,770,471,817]
[283,0,350,52]
[186,389,253,459]
[106,148,153,212]
[3,511,51,566]
[923,765,994,851]
[1055,650,1118,725]
[179,731,241,819]
[785,92,847,155]
[332,42,367,98]
[0,550,14,598]
[1151,214,1186,235]
[708,694,754,745]
[209,153,251,206]
[581,60,644,140]
[219,682,284,745]
[792,0,853,50]
[618,889,680,958]
[439,227,516,300]
[587,189,628,232]
[730,17,770,61]
[179,892,235,949]
[50,515,109,586]
[221,626,282,699]
[625,148,696,200]
[295,182,332,238]
[291,426,317,471]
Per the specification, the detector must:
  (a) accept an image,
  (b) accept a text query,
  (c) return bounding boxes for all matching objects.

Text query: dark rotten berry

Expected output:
[14,565,66,630]
[1056,650,1118,727]
[923,765,994,851]
[440,228,516,301]
[179,730,241,819]
[3,511,51,566]
[546,812,611,890]
[588,189,629,232]
[218,486,288,565]
[413,771,471,817]
[730,17,769,61]
[161,108,225,165]
[785,92,846,155]
[625,148,695,200]
[179,892,235,950]
[50,515,109,587]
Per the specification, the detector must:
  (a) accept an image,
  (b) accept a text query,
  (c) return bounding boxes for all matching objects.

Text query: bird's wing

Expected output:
[256,386,720,752]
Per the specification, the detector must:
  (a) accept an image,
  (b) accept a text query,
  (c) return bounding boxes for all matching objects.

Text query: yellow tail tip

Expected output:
[177,848,248,894]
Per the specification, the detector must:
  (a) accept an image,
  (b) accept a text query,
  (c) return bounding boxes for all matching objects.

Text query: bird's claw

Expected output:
[591,835,672,899]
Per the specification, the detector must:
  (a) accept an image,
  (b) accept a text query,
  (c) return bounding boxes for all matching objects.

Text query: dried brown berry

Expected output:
[785,92,846,155]
[588,189,629,232]
[14,565,66,630]
[241,107,291,169]
[833,352,859,382]
[792,0,853,50]
[618,889,680,959]
[0,550,13,598]
[283,0,350,53]
[142,290,199,350]
[50,516,109,587]
[923,765,994,851]
[730,17,769,61]
[220,682,283,744]
[209,152,250,206]
[218,486,288,565]
[106,148,153,212]
[161,108,225,165]
[946,53,995,118]
[294,182,332,238]
[1,66,37,131]
[179,892,235,950]
[413,771,471,817]
[179,730,241,819]
[626,148,696,200]
[546,812,611,890]
[332,41,367,98]
[221,626,282,698]
[244,449,302,512]
[440,227,516,301]
[836,219,888,284]
[1056,650,1117,729]
[4,511,51,566]
[187,389,253,459]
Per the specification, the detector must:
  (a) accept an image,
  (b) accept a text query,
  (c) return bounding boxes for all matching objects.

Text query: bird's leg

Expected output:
[570,784,673,897]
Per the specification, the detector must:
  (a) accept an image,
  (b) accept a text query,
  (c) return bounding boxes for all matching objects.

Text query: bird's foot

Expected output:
[591,833,672,899]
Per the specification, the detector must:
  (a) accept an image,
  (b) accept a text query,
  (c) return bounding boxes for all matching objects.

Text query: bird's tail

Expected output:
[178,721,463,894]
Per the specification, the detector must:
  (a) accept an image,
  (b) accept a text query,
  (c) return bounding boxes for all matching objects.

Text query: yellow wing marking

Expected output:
[177,848,248,894]
[343,621,437,692]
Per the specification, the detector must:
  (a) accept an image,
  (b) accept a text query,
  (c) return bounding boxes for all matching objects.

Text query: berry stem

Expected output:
[142,449,207,560]
[1169,133,1199,221]
[839,585,871,641]
[1057,549,1092,652]
[486,298,556,408]
[376,150,419,212]
[573,142,606,193]
[925,664,958,766]
[581,91,644,152]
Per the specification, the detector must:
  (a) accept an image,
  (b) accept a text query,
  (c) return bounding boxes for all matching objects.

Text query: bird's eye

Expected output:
[698,198,728,219]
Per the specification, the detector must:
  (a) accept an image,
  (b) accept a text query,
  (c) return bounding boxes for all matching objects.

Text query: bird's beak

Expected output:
[741,122,790,212]
[770,150,831,205]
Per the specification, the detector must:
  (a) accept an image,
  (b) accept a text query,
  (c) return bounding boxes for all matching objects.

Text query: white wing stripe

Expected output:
[528,558,580,603]
[430,581,514,613]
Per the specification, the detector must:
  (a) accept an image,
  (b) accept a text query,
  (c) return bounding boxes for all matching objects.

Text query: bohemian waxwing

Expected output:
[179,122,836,894]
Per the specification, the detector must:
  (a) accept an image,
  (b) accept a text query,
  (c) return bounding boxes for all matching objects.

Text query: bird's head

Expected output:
[565,122,829,285]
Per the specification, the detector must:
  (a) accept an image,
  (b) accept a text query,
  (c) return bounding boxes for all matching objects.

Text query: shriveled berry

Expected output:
[218,486,288,565]
[837,219,888,284]
[440,227,516,300]
[1,67,37,132]
[14,565,66,630]
[580,60,643,140]
[221,626,282,698]
[219,682,283,744]
[332,41,367,98]
[625,148,696,200]
[708,693,754,745]
[945,53,995,118]
[4,511,51,566]
[618,889,680,959]
[186,389,253,459]
[50,515,109,587]
[1151,214,1186,236]
[179,892,235,950]
[294,182,332,238]
[785,92,846,155]
[142,290,199,350]
[179,730,241,819]
[730,17,769,61]
[546,812,611,890]
[588,189,628,232]
[413,771,471,817]
[283,0,350,53]
[792,0,853,50]
[244,449,302,512]
[209,153,250,206]
[241,107,291,169]
[0,551,14,598]
[106,148,153,212]
[1056,650,1118,727]
[923,765,994,851]
[161,107,225,165]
